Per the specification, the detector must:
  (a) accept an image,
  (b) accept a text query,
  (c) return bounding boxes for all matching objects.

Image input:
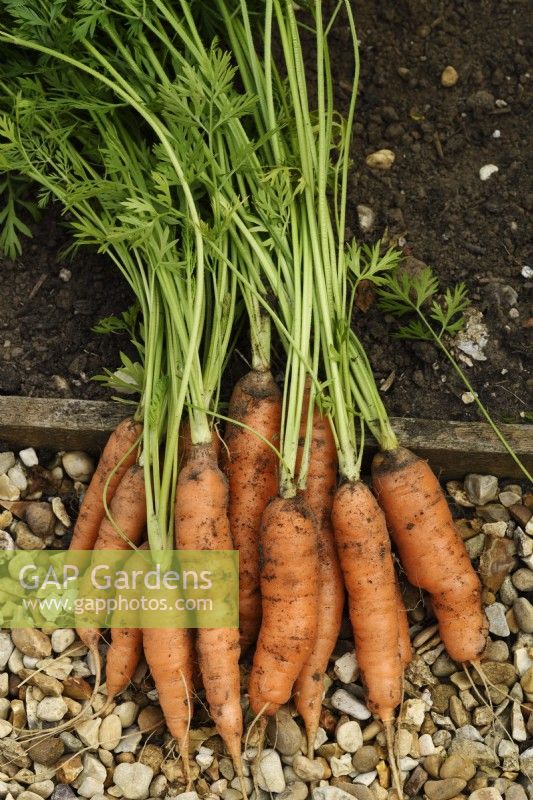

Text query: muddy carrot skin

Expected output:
[175,442,243,779]
[70,417,142,551]
[372,447,487,663]
[105,628,143,700]
[332,480,403,723]
[249,495,319,717]
[224,370,282,652]
[294,407,344,755]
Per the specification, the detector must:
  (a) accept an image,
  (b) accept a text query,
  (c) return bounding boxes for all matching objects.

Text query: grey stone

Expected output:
[266,709,303,756]
[464,474,498,505]
[512,568,533,592]
[514,598,533,633]
[113,763,154,800]
[485,603,511,637]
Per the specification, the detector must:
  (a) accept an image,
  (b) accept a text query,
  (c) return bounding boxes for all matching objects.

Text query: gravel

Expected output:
[0,445,532,800]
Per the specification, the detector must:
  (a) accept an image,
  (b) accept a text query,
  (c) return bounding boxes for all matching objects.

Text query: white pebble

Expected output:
[398,757,419,771]
[114,701,138,727]
[492,129,501,138]
[400,698,426,730]
[77,718,102,748]
[0,474,20,501]
[51,629,75,654]
[353,771,378,786]
[511,703,527,742]
[82,753,107,783]
[59,268,72,282]
[485,602,511,637]
[36,697,67,722]
[196,746,214,770]
[0,719,12,738]
[19,448,38,467]
[521,265,533,279]
[356,205,375,233]
[333,652,358,684]
[7,464,27,491]
[51,497,71,528]
[331,689,371,720]
[114,727,142,754]
[479,164,499,181]
[62,451,95,483]
[256,749,285,793]
[0,452,15,474]
[330,754,353,777]
[113,763,154,800]
[0,633,13,670]
[461,392,476,404]
[418,733,436,756]
[78,778,105,799]
[365,149,395,170]
[336,719,363,753]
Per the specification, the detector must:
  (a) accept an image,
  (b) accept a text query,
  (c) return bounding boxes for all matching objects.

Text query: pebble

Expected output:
[461,392,476,404]
[400,699,426,730]
[482,521,508,537]
[11,630,51,660]
[18,793,45,800]
[50,629,75,654]
[25,503,56,537]
[8,463,27,491]
[447,739,498,767]
[424,779,467,800]
[26,737,64,765]
[505,785,527,800]
[36,697,67,722]
[365,150,395,170]
[0,529,15,550]
[61,451,95,483]
[499,491,522,507]
[485,603,511,637]
[330,754,353,778]
[31,780,55,798]
[334,652,358,684]
[137,705,164,734]
[278,781,308,800]
[352,747,379,774]
[115,701,138,727]
[99,714,122,750]
[512,568,533,592]
[82,753,107,783]
[470,791,503,800]
[520,667,533,693]
[464,475,498,506]
[356,205,375,233]
[313,788,355,800]
[0,452,16,474]
[479,164,499,181]
[114,727,142,754]
[336,720,363,754]
[403,765,428,796]
[478,503,510,522]
[256,749,285,793]
[16,522,46,549]
[439,754,475,782]
[77,777,104,799]
[266,709,303,756]
[0,473,20,500]
[19,448,38,468]
[418,734,436,756]
[513,597,533,633]
[331,690,371,720]
[0,719,11,738]
[51,498,71,528]
[509,504,532,528]
[441,66,459,87]
[0,634,13,671]
[77,718,102,748]
[113,763,154,800]
[479,537,517,591]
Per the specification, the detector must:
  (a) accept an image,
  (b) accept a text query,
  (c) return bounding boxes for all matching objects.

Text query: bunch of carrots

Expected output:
[0,0,495,795]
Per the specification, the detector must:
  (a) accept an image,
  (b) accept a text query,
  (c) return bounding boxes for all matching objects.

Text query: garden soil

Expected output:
[0,0,531,422]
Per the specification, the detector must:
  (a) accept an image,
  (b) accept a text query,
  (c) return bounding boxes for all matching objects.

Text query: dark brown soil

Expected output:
[0,0,531,421]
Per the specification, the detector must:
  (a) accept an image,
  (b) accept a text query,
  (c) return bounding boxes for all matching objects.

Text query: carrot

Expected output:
[294,406,344,757]
[70,417,142,551]
[372,447,487,663]
[143,627,195,784]
[175,441,244,785]
[104,541,149,704]
[249,495,319,718]
[224,369,281,652]
[332,480,402,724]
[78,464,147,700]
[395,579,413,668]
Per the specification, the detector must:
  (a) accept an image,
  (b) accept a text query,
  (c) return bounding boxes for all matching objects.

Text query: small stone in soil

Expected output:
[441,66,459,87]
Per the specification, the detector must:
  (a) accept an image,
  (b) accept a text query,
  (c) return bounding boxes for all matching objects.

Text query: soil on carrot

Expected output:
[0,0,531,420]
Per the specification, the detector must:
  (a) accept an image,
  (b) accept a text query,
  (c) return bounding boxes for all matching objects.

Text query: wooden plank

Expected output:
[0,395,531,479]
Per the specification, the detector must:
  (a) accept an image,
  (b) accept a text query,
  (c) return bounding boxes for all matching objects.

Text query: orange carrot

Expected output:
[249,495,319,718]
[78,464,147,697]
[395,579,413,668]
[70,417,142,551]
[180,418,223,465]
[143,627,195,784]
[175,441,244,783]
[294,406,344,757]
[105,627,143,701]
[224,370,281,652]
[372,447,487,663]
[332,480,402,724]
